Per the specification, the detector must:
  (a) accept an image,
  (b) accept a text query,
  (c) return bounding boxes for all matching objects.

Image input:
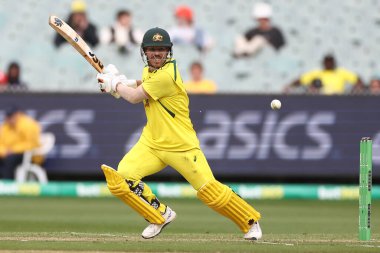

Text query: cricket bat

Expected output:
[48,15,120,98]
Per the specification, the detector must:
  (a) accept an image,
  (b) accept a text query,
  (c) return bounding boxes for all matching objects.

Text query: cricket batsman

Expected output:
[96,27,262,240]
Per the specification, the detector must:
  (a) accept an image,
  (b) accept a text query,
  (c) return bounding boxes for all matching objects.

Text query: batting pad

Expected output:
[101,164,165,224]
[197,180,261,233]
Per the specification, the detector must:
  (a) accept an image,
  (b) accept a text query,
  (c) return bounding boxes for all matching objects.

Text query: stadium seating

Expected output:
[0,0,378,93]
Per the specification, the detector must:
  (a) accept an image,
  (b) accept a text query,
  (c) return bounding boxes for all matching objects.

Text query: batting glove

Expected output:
[103,64,136,88]
[97,73,127,93]
[103,64,119,75]
[102,64,121,99]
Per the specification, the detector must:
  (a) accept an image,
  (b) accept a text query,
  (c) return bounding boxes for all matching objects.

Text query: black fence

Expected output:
[1,93,379,182]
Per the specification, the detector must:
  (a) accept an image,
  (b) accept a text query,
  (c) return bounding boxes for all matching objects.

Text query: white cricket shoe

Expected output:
[244,222,262,240]
[141,206,176,239]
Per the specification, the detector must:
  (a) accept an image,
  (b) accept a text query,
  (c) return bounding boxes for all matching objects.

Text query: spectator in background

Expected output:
[233,2,285,58]
[184,62,217,94]
[54,0,99,48]
[284,54,364,95]
[368,78,380,95]
[0,106,41,179]
[6,62,27,91]
[168,5,213,53]
[100,10,143,55]
[0,62,27,92]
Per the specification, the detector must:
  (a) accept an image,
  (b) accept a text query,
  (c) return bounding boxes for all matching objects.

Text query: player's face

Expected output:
[144,47,170,69]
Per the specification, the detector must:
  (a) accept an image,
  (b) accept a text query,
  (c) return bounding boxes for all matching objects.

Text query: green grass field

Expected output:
[0,197,379,252]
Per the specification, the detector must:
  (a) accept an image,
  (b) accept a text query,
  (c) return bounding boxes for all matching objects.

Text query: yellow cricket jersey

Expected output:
[140,59,200,151]
[184,80,217,94]
[0,113,40,157]
[300,68,358,95]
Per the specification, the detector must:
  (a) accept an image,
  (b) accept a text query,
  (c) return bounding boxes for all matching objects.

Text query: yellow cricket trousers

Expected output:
[117,141,215,212]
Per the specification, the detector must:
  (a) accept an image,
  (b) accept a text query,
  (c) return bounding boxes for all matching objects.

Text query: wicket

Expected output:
[359,137,372,241]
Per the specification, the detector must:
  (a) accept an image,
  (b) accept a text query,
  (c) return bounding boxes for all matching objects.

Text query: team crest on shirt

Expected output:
[152,33,163,41]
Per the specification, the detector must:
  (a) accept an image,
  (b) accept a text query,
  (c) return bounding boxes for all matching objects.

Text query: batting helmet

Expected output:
[141,27,173,49]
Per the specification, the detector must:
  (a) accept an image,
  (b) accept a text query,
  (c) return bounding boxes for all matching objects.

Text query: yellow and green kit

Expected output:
[102,59,261,232]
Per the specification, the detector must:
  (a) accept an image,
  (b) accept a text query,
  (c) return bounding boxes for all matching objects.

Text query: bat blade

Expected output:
[48,15,104,73]
[49,15,121,99]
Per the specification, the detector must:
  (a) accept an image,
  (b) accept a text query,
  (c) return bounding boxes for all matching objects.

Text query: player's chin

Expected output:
[151,61,164,69]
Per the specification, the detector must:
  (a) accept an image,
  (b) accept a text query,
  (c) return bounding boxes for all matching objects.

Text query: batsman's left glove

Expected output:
[101,64,122,99]
[97,72,127,94]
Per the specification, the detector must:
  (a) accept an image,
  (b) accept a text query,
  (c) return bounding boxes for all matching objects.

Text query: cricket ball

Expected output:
[270,99,281,110]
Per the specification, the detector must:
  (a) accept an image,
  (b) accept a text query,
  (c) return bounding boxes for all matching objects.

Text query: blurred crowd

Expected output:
[1,0,379,95]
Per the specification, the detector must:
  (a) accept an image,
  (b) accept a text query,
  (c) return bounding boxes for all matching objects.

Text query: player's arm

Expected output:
[97,71,149,104]
[116,81,150,104]
[96,64,149,103]
[97,64,174,103]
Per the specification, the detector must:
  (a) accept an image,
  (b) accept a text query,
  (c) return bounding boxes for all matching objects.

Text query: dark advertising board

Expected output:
[1,93,379,180]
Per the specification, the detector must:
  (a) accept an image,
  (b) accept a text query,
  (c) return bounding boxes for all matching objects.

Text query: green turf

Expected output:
[0,197,379,252]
